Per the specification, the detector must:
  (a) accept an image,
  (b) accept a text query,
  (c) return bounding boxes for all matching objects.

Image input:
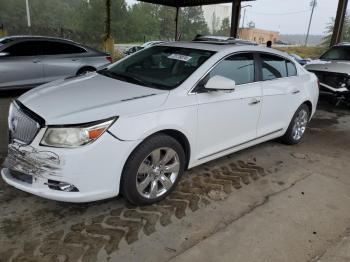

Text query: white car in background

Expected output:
[1,39,319,205]
[305,43,350,105]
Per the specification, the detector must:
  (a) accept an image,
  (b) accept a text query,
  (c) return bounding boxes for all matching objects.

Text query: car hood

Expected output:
[305,59,350,75]
[19,73,169,125]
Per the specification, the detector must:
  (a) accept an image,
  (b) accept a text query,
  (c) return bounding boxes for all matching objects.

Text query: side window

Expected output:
[3,41,41,56]
[287,61,297,77]
[208,53,255,85]
[261,54,288,80]
[43,41,86,55]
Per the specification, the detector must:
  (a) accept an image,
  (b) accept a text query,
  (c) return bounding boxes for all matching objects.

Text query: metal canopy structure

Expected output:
[138,0,348,46]
[138,0,254,40]
[139,0,252,7]
[331,0,348,46]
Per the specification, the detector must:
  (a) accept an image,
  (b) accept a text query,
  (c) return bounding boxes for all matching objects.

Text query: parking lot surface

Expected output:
[0,93,350,262]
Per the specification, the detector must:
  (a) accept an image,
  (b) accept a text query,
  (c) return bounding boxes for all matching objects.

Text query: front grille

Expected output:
[8,102,42,144]
[309,70,349,89]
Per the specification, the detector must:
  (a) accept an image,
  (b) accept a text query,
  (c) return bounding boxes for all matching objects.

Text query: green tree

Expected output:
[158,5,176,40]
[126,3,161,42]
[179,6,209,40]
[214,17,230,36]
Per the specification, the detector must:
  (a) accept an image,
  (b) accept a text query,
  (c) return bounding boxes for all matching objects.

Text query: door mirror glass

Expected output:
[205,75,236,91]
[0,52,9,57]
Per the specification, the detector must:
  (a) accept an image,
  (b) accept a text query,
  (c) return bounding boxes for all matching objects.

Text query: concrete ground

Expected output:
[0,92,350,262]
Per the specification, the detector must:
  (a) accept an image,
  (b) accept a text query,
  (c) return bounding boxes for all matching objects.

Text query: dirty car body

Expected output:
[1,41,319,204]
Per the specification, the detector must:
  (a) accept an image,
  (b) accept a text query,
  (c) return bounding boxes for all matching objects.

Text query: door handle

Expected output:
[249,98,261,105]
[32,60,41,63]
[292,90,300,94]
[72,59,80,62]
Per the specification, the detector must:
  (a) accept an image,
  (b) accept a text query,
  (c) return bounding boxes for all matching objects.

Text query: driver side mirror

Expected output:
[0,52,9,57]
[205,75,236,91]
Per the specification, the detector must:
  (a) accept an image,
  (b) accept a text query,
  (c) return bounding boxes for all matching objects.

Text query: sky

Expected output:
[126,0,345,35]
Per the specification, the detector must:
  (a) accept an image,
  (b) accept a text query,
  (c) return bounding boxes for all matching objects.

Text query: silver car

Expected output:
[0,36,112,90]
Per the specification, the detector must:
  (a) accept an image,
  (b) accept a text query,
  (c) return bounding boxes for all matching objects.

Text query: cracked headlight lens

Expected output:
[40,118,116,148]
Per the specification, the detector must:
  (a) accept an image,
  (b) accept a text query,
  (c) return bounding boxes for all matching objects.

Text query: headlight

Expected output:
[40,118,116,148]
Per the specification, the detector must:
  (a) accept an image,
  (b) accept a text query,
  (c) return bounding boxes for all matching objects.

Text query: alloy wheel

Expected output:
[136,147,180,199]
[292,109,309,141]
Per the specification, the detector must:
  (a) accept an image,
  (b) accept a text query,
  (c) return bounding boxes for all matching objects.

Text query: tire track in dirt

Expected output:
[2,159,267,262]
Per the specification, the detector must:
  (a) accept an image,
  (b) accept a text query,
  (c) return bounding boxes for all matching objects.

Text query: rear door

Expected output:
[40,41,86,82]
[0,40,45,89]
[257,53,302,136]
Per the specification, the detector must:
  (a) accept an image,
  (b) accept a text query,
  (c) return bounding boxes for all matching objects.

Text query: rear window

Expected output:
[261,54,297,80]
[261,54,288,80]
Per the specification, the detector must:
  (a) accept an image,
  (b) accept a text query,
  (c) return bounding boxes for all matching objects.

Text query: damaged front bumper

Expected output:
[1,128,139,203]
[309,70,350,103]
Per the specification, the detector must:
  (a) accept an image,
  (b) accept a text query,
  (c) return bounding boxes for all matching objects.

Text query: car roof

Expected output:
[193,35,257,45]
[1,35,77,43]
[158,41,292,58]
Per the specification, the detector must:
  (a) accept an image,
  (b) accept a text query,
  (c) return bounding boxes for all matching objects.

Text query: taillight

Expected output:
[106,56,112,63]
[317,79,320,88]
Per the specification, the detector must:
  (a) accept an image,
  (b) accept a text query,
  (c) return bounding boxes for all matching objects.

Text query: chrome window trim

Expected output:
[188,51,300,95]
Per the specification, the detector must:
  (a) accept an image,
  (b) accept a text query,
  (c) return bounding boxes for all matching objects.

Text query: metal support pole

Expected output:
[331,0,349,46]
[230,0,241,38]
[175,7,179,41]
[25,0,31,27]
[105,0,111,38]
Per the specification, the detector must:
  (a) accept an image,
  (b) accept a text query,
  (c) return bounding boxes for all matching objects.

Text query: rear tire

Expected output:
[121,134,186,205]
[281,104,310,145]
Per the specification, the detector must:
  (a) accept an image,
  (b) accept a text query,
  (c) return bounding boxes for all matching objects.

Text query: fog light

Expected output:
[45,180,79,192]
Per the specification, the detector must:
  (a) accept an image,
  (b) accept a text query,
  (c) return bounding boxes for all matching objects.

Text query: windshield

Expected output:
[99,46,214,90]
[320,46,350,61]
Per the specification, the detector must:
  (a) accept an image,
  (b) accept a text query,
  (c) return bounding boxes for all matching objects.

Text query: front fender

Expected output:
[109,106,196,140]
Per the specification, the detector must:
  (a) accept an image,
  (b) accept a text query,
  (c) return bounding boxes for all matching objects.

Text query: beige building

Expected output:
[238,28,279,44]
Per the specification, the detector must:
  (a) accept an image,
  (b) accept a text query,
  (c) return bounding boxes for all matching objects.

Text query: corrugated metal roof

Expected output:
[138,0,254,7]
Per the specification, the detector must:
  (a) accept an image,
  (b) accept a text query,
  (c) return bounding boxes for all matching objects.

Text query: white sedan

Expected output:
[1,40,319,205]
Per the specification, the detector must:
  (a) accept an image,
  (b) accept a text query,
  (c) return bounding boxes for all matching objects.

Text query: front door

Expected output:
[0,41,44,89]
[195,53,262,160]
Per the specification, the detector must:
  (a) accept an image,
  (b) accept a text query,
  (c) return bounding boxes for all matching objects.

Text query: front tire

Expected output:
[281,104,310,145]
[121,134,186,205]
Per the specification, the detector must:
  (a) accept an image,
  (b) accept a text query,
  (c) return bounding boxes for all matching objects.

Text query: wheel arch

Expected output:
[303,100,313,116]
[76,66,96,75]
[147,129,191,170]
[122,128,192,172]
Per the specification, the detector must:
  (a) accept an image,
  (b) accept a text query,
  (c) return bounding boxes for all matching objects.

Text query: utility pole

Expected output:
[25,0,31,27]
[241,5,252,28]
[305,0,317,46]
